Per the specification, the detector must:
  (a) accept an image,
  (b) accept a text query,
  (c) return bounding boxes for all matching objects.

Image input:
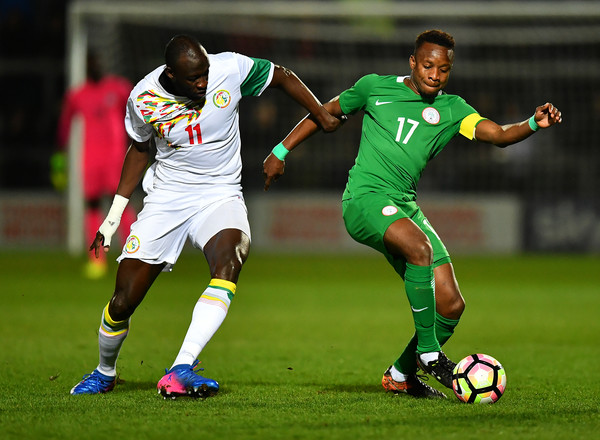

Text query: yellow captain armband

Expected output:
[459,113,486,140]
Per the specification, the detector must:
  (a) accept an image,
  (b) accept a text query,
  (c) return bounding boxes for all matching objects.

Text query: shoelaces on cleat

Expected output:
[176,361,212,387]
[412,375,444,392]
[415,372,430,382]
[77,372,112,391]
[191,359,205,373]
[167,360,205,376]
[440,354,456,370]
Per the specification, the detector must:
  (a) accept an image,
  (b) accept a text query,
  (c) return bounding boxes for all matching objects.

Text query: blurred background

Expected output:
[1,0,599,255]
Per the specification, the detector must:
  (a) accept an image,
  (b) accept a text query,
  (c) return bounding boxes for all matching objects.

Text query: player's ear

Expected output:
[409,54,416,70]
[165,66,175,80]
[447,49,455,65]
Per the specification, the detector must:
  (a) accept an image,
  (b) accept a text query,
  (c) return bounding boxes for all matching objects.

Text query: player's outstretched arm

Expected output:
[263,97,345,191]
[268,65,341,133]
[475,102,562,148]
[89,139,150,257]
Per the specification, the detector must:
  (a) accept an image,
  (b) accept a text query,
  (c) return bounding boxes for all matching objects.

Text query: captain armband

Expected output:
[459,113,486,140]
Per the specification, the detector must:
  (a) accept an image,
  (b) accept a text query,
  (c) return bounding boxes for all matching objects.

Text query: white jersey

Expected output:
[125,52,274,193]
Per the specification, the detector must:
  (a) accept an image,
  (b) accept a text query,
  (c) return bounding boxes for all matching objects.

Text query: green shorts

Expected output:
[342,193,451,278]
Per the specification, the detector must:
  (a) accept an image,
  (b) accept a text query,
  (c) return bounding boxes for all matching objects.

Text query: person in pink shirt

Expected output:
[56,52,136,278]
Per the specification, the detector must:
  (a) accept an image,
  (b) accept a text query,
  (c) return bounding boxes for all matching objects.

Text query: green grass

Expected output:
[1,251,599,439]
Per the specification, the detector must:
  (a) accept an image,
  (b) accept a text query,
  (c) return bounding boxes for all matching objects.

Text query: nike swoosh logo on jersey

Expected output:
[375,100,392,106]
[411,306,428,312]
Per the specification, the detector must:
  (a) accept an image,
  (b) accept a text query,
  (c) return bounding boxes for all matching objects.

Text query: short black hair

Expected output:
[164,34,205,68]
[414,29,455,53]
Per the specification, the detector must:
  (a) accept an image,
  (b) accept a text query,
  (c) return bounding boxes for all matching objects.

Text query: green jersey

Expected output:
[339,74,484,201]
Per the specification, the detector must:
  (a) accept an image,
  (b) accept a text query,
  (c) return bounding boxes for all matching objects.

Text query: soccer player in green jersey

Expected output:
[263,29,562,398]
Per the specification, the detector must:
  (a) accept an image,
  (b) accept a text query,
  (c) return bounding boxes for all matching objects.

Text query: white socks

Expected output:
[390,365,408,382]
[418,351,440,365]
[170,279,236,369]
[391,352,440,382]
[94,279,237,376]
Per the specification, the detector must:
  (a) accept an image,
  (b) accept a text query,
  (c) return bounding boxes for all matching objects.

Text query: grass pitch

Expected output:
[1,251,599,439]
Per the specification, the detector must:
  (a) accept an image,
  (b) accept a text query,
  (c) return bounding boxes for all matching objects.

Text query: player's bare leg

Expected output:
[387,264,463,393]
[413,263,463,387]
[203,228,250,283]
[71,260,163,395]
[433,263,465,321]
[383,218,456,389]
[109,259,165,320]
[157,229,250,399]
[384,219,440,355]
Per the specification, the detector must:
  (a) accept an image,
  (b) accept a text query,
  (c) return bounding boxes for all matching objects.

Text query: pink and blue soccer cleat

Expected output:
[70,369,116,395]
[157,359,219,399]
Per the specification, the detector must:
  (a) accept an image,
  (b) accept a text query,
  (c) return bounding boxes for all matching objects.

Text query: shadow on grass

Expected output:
[226,379,381,394]
[317,384,381,394]
[117,380,233,400]
[117,380,159,392]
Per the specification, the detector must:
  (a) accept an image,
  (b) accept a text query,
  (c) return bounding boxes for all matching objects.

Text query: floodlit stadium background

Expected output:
[1,0,599,254]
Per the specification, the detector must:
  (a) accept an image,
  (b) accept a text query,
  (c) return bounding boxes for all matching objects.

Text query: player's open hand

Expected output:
[263,153,285,191]
[89,231,109,258]
[534,102,562,128]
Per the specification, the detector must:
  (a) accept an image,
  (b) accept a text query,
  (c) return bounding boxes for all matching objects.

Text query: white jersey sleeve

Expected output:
[125,97,154,142]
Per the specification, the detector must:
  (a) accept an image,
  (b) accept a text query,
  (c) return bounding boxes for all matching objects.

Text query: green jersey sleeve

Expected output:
[339,74,379,115]
[240,57,274,97]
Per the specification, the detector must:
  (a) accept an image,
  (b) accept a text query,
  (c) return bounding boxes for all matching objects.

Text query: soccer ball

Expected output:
[452,353,506,404]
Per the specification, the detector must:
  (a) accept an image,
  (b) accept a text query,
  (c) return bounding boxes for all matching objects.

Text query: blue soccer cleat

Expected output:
[157,359,219,399]
[70,369,116,395]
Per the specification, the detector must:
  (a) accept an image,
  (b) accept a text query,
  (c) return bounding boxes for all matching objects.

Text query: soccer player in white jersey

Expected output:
[264,30,562,398]
[70,35,341,398]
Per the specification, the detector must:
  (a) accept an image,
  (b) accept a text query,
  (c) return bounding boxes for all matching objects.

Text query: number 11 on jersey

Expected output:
[185,123,203,144]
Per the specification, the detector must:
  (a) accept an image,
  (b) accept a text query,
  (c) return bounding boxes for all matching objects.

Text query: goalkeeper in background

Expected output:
[263,29,562,398]
[70,34,341,398]
[55,52,136,279]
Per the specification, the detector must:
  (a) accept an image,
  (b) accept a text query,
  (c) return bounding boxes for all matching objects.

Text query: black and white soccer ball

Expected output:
[452,353,507,404]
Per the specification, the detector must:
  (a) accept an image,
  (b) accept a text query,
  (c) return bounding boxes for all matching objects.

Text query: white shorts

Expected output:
[117,188,251,270]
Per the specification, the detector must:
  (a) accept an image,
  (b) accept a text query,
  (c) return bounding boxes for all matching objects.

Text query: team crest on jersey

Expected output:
[125,235,141,254]
[382,205,398,216]
[422,107,441,124]
[213,90,231,108]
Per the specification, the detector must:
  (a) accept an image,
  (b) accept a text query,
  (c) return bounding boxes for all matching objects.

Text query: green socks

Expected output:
[404,263,439,354]
[394,312,460,374]
[435,312,460,347]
